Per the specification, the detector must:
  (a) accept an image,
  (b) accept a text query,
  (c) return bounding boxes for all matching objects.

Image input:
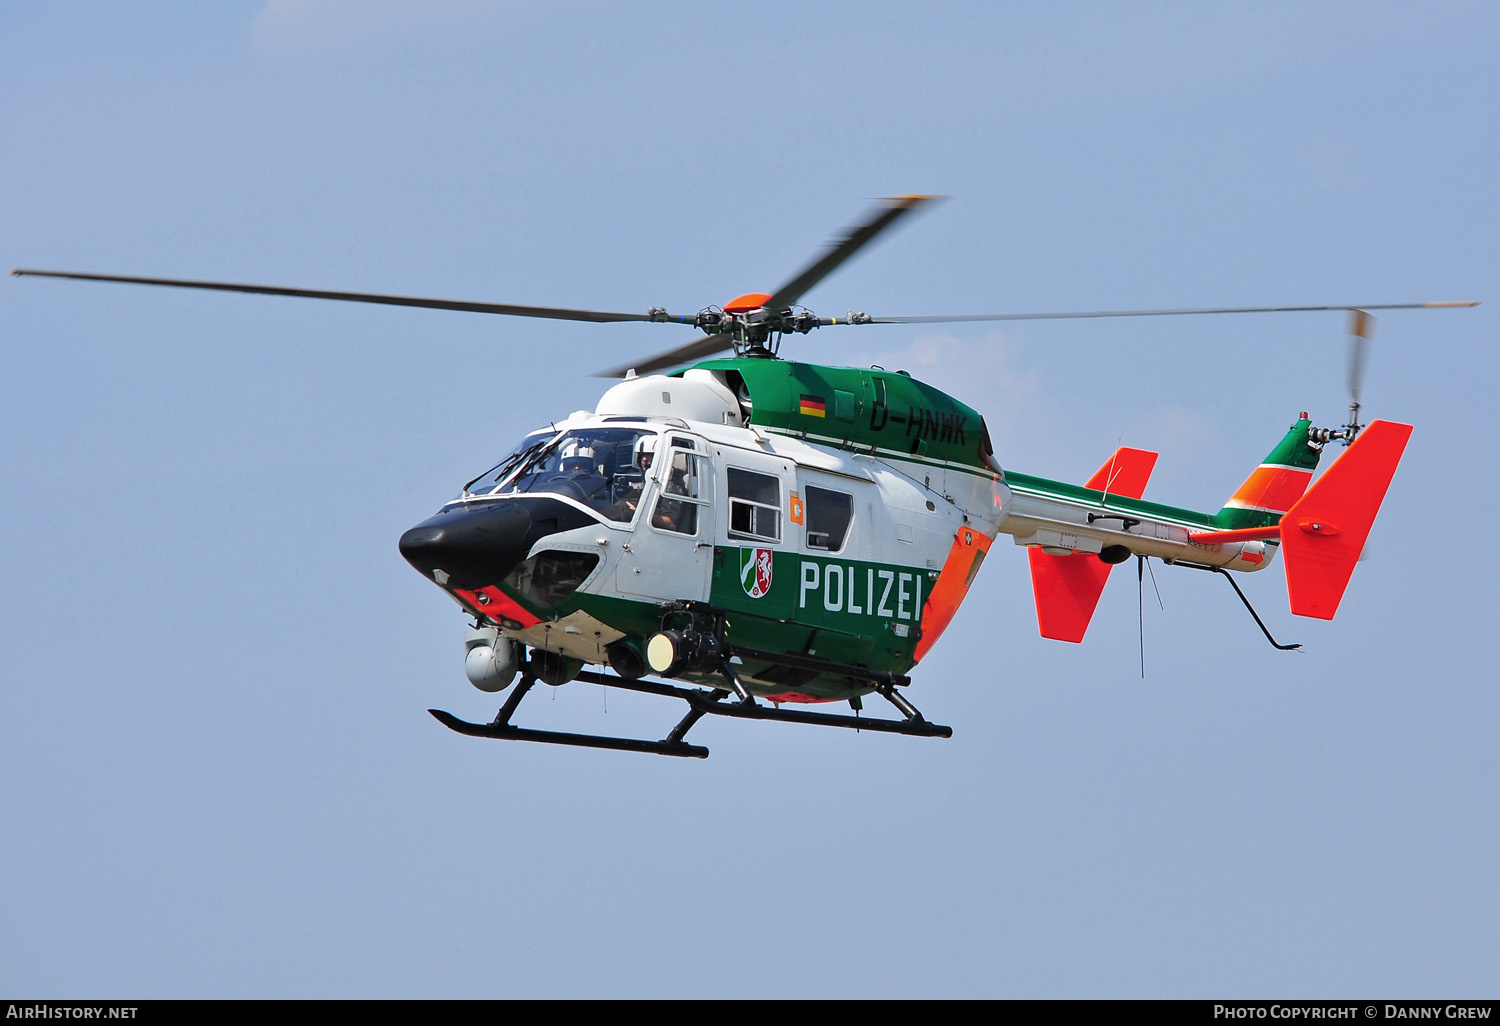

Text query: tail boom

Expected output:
[1002,418,1410,642]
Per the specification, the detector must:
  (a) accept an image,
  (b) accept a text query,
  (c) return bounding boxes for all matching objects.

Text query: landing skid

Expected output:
[430,664,952,759]
[430,699,710,758]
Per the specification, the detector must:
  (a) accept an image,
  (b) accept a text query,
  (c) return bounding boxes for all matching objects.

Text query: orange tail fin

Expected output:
[1030,447,1158,642]
[1281,420,1412,619]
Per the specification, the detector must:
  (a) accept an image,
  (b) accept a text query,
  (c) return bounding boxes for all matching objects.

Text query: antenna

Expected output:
[1138,556,1145,679]
[1136,555,1164,678]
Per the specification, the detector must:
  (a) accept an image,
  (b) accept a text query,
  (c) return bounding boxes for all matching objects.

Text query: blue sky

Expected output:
[3,1,1497,998]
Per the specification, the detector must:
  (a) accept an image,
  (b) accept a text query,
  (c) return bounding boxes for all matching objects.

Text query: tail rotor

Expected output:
[1312,308,1376,446]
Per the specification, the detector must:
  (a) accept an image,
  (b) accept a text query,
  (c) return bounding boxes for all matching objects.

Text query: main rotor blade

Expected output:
[596,334,733,378]
[761,195,939,314]
[9,268,682,324]
[854,301,1480,324]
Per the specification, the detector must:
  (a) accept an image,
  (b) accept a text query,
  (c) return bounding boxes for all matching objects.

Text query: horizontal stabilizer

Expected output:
[1281,420,1412,620]
[1030,447,1157,642]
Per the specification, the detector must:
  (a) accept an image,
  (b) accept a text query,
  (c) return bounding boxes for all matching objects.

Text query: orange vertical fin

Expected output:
[1029,447,1158,643]
[1281,420,1412,620]
[1085,446,1158,500]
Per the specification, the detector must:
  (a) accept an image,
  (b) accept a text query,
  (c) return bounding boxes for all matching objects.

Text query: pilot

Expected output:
[651,458,694,533]
[652,496,687,532]
[560,453,597,476]
[602,437,656,522]
[549,445,610,508]
[603,477,644,521]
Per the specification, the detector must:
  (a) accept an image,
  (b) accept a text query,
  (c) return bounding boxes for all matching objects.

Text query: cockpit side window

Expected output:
[652,450,706,535]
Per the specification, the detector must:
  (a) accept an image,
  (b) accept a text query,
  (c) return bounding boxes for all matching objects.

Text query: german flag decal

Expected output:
[799,394,827,418]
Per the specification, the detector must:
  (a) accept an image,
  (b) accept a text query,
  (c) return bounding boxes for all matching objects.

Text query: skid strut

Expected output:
[1172,561,1301,651]
[430,636,952,758]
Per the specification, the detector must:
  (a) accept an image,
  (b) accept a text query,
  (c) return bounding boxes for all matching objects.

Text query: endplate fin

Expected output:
[1281,420,1412,620]
[1030,447,1158,642]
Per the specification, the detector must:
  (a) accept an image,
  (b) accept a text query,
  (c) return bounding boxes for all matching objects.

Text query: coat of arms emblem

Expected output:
[739,547,773,599]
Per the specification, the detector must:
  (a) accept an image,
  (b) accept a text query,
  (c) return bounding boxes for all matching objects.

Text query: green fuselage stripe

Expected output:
[757,425,998,480]
[1003,471,1220,530]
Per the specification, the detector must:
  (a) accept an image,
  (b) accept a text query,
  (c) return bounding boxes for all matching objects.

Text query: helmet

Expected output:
[634,436,656,472]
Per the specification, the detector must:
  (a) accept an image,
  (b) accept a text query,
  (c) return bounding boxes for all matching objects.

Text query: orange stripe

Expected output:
[913,527,992,662]
[1189,525,1281,544]
[452,586,541,628]
[1228,464,1313,513]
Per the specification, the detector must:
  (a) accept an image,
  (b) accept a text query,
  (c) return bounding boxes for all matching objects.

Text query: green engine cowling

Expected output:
[686,358,996,472]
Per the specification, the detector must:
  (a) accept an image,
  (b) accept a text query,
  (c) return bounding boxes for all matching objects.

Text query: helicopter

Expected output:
[11,196,1479,759]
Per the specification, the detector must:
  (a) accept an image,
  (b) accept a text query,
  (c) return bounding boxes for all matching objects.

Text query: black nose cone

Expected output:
[399,503,533,590]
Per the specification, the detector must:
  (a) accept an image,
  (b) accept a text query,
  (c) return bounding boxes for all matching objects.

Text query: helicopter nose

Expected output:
[399,502,533,590]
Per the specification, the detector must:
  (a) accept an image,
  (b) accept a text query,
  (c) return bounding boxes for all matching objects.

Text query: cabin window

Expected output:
[728,468,781,542]
[652,450,704,535]
[805,486,854,552]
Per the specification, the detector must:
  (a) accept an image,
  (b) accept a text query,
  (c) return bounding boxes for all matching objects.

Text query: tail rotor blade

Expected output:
[1347,308,1374,407]
[1344,308,1375,437]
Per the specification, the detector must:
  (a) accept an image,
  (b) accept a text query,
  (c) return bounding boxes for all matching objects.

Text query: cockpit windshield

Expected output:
[469,427,659,523]
[462,428,558,498]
